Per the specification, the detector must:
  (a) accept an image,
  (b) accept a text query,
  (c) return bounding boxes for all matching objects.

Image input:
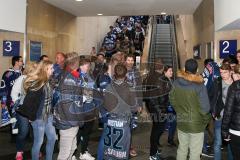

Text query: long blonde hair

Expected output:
[24,60,53,91]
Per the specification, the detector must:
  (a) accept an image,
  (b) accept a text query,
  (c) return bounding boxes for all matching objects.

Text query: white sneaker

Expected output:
[79,151,95,160]
[71,156,77,160]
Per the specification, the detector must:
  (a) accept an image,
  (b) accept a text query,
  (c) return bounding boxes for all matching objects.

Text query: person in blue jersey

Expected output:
[96,63,111,130]
[50,52,66,89]
[53,52,84,160]
[1,56,23,109]
[1,56,23,142]
[125,54,142,157]
[102,63,137,160]
[75,58,97,160]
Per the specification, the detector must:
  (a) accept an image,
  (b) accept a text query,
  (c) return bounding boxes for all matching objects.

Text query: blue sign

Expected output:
[219,40,237,59]
[3,40,20,57]
[30,41,42,61]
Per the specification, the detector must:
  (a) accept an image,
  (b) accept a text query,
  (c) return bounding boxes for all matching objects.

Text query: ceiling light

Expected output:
[76,0,83,1]
[161,12,166,15]
[97,13,103,16]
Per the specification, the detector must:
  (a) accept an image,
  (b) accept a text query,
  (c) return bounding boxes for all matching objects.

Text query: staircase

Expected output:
[153,24,173,66]
[149,15,179,74]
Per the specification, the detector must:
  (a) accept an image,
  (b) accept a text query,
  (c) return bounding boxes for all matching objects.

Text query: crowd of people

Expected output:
[0,45,240,160]
[98,16,149,58]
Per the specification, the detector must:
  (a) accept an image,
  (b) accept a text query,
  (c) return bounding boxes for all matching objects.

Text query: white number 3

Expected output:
[4,41,12,52]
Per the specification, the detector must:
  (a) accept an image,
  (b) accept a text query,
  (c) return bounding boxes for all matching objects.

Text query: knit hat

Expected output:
[185,59,198,74]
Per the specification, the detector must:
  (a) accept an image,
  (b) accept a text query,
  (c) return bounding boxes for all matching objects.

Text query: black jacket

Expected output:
[208,77,225,117]
[222,80,240,138]
[17,87,44,121]
[143,71,171,113]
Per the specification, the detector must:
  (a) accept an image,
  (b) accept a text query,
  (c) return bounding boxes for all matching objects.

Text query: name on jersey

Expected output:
[106,148,127,159]
[107,120,125,127]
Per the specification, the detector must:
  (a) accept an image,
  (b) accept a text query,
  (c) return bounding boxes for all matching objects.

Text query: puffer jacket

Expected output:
[222,80,240,138]
[169,70,211,133]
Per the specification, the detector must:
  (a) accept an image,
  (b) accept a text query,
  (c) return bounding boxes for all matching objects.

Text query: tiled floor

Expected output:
[0,120,227,160]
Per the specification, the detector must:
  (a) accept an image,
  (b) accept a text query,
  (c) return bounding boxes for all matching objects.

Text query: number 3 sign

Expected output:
[3,40,20,57]
[219,40,237,59]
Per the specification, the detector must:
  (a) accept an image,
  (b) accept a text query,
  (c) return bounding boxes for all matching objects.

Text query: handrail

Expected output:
[148,16,157,63]
[169,15,180,78]
[172,16,181,69]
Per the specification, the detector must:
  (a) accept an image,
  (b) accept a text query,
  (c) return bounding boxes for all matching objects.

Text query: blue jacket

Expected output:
[1,68,21,106]
[53,71,101,130]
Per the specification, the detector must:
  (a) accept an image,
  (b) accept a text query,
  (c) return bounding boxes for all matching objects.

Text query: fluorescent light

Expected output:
[97,13,103,16]
[161,12,166,15]
[76,0,83,1]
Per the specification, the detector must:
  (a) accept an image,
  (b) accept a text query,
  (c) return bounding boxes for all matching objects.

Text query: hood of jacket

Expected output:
[177,70,203,84]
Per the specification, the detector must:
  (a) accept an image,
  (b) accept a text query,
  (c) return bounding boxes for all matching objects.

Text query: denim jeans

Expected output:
[214,119,222,160]
[16,113,30,152]
[31,116,56,160]
[97,130,104,160]
[168,114,176,143]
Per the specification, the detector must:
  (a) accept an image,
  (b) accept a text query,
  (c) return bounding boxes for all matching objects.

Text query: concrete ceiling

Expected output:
[44,0,202,16]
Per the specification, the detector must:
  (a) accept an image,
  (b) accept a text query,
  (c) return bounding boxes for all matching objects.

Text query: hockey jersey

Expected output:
[1,68,21,106]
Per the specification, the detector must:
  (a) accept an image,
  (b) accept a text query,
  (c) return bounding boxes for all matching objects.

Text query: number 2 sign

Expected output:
[3,40,20,57]
[219,40,237,59]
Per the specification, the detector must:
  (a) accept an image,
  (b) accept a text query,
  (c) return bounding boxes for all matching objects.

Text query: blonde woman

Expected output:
[11,62,37,160]
[18,60,56,160]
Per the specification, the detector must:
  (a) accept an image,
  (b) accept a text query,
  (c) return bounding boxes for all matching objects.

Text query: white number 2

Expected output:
[4,41,12,52]
[222,41,230,54]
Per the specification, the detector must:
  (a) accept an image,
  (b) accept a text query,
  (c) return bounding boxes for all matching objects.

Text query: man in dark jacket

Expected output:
[208,64,233,160]
[170,59,211,160]
[222,77,240,159]
[144,61,171,160]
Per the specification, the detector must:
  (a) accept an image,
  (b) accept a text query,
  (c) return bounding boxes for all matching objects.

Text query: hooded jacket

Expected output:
[169,70,211,133]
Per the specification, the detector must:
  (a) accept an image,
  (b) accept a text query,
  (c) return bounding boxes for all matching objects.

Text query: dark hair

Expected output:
[223,56,238,65]
[185,58,198,74]
[39,55,48,61]
[204,58,214,66]
[236,49,240,54]
[220,63,231,71]
[125,54,135,61]
[79,58,91,66]
[114,63,127,79]
[12,56,22,66]
[101,63,109,74]
[163,65,173,73]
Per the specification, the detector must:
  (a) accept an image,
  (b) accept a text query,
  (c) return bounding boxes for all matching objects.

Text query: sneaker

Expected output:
[129,148,137,157]
[201,150,214,158]
[149,154,160,160]
[79,151,95,160]
[15,152,23,160]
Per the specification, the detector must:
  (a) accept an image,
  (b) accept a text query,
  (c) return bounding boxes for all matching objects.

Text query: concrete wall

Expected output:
[27,0,78,61]
[214,30,240,63]
[175,0,214,71]
[76,16,118,55]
